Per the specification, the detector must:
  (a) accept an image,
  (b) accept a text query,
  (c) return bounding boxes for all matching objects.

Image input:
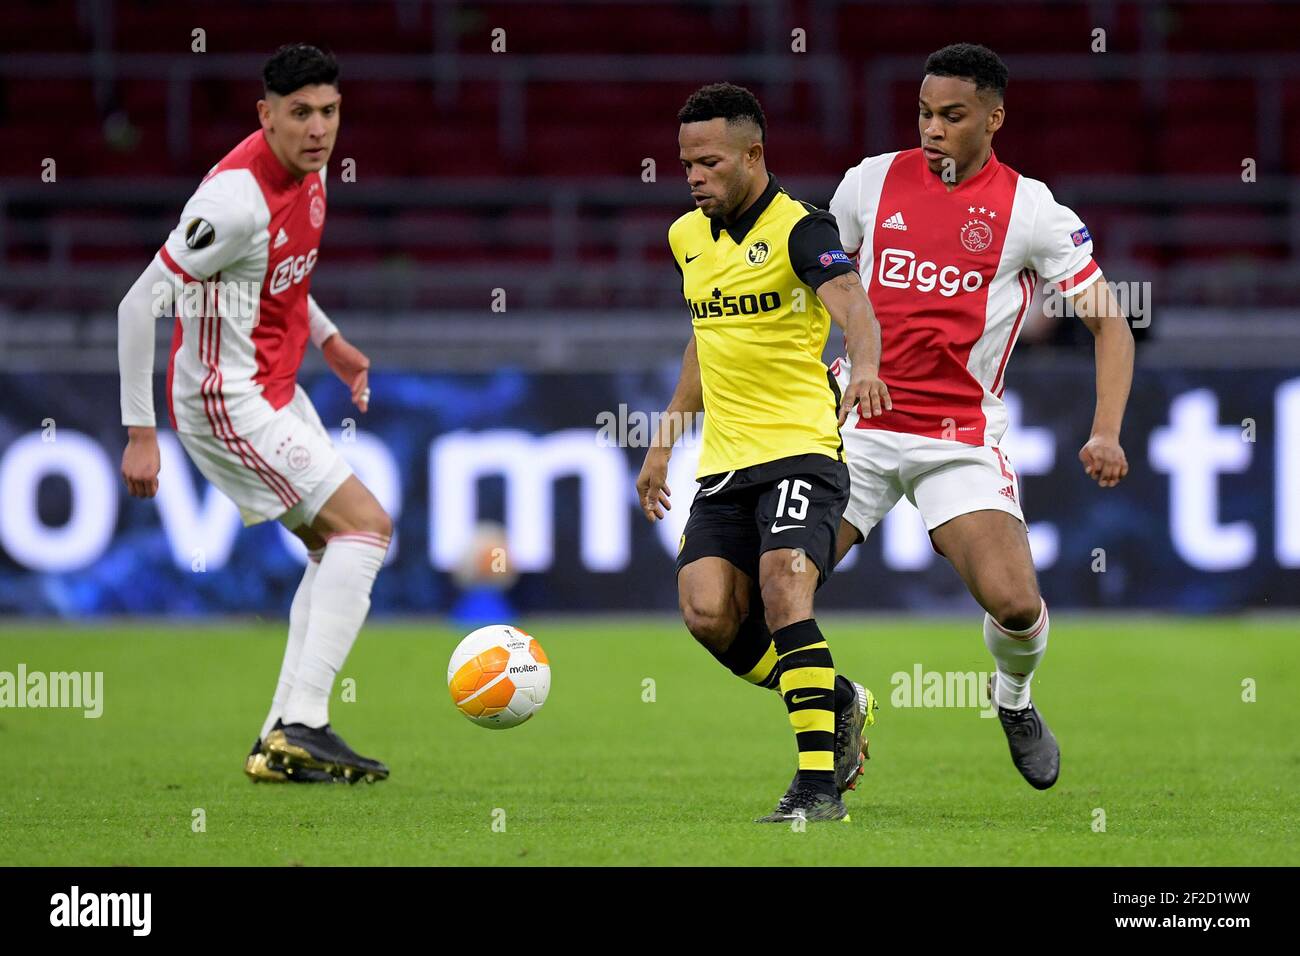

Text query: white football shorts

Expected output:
[839,424,1026,540]
[176,384,352,528]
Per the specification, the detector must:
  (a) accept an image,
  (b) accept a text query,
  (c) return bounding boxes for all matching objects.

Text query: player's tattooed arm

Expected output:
[636,335,703,522]
[1067,273,1133,488]
[816,270,892,424]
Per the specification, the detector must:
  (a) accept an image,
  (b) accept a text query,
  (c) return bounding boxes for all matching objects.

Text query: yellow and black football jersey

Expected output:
[668,174,856,478]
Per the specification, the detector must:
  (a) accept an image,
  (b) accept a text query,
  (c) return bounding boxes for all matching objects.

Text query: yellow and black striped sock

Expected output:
[772,618,837,795]
[710,610,782,689]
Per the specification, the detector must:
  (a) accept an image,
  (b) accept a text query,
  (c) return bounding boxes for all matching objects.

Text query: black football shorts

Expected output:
[674,453,850,586]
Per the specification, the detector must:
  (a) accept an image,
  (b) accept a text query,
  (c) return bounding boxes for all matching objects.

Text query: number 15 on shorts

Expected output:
[773,478,811,530]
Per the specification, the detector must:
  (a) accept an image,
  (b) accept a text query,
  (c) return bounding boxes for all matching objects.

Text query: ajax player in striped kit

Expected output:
[117,45,391,783]
[828,44,1135,788]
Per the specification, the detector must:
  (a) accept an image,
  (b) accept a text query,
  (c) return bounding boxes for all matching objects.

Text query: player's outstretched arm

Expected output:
[1068,273,1134,488]
[310,295,371,412]
[816,271,892,424]
[636,334,703,522]
[118,260,172,498]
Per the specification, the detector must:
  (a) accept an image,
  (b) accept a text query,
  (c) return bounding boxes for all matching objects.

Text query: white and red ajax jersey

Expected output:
[157,130,327,434]
[830,148,1100,446]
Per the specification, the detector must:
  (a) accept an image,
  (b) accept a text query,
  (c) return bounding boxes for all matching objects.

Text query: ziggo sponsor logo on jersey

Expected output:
[689,289,782,319]
[268,248,319,295]
[877,248,984,297]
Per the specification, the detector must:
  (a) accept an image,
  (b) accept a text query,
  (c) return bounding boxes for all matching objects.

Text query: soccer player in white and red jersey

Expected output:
[117,44,392,784]
[828,44,1135,788]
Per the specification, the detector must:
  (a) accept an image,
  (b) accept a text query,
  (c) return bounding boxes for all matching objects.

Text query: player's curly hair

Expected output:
[678,83,766,143]
[263,44,339,96]
[924,43,1008,100]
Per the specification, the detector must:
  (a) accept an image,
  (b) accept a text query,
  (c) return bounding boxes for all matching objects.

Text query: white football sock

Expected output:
[283,533,389,728]
[258,548,323,740]
[983,599,1049,711]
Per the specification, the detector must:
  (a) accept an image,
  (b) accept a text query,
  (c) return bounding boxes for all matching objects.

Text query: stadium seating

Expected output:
[1,0,1297,323]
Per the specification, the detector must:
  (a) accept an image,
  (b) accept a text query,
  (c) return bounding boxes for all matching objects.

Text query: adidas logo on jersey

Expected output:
[273,228,289,250]
[999,484,1017,501]
[881,212,907,231]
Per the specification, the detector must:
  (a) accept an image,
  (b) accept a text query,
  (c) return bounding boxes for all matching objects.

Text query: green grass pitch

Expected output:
[1,615,1296,866]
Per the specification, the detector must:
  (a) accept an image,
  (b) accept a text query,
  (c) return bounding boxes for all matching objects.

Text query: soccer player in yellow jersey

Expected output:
[636,84,892,822]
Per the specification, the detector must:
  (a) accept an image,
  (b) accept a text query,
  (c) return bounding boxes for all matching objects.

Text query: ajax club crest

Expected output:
[309,195,326,229]
[960,218,993,254]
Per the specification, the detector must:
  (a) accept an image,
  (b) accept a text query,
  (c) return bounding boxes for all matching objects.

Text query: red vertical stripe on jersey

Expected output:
[196,275,300,510]
[197,278,233,452]
[196,298,276,504]
[992,268,1034,398]
[211,313,300,507]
